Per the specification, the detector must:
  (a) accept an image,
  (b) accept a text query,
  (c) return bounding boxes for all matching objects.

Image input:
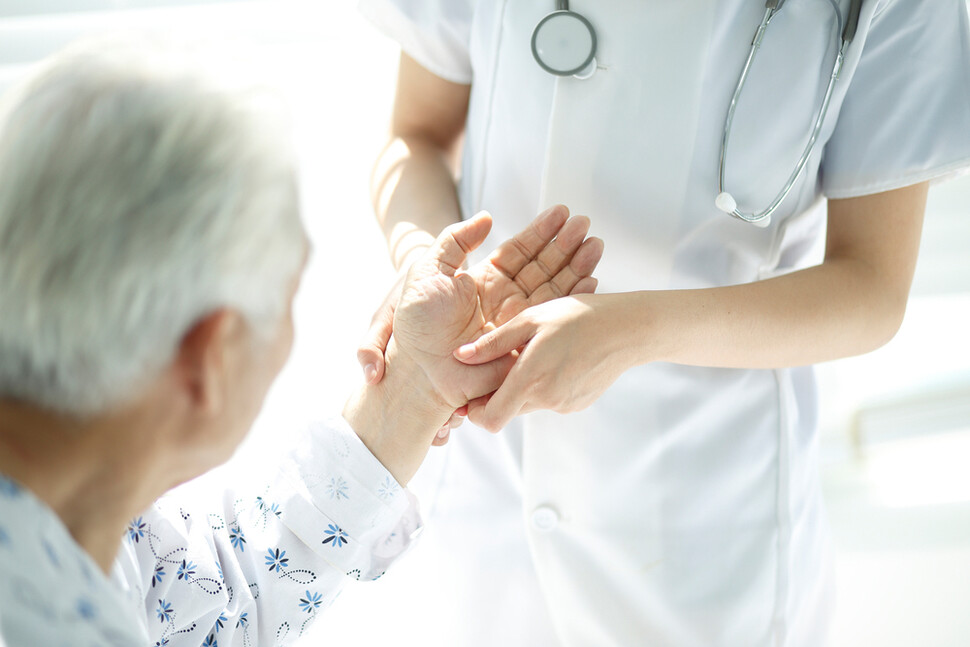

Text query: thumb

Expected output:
[430,212,493,276]
[453,315,536,366]
[357,298,395,384]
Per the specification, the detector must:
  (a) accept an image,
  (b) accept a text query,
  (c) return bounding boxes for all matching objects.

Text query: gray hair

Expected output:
[0,38,306,417]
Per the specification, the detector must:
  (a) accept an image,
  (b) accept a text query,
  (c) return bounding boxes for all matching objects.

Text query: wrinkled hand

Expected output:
[389,208,603,425]
[452,293,633,433]
[357,204,601,384]
[362,205,603,443]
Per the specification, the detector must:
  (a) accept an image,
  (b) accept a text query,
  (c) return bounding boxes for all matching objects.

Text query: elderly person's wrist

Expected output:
[343,338,453,486]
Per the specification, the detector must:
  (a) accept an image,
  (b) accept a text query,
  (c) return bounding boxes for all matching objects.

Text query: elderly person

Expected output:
[0,41,602,647]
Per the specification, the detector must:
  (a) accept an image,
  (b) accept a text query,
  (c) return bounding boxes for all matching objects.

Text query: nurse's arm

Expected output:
[455,182,928,432]
[632,183,928,368]
[637,181,928,367]
[358,53,470,384]
[371,53,469,270]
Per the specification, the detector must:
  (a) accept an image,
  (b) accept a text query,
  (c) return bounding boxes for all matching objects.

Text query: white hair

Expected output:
[0,37,306,417]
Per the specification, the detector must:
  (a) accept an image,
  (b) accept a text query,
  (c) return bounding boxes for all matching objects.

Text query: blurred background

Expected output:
[0,1,967,644]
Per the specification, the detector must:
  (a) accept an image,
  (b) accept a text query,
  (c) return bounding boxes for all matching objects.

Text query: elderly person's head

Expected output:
[0,39,306,567]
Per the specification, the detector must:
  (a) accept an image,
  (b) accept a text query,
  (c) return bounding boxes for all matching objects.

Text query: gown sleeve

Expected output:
[821,0,970,198]
[112,417,421,647]
[357,0,476,84]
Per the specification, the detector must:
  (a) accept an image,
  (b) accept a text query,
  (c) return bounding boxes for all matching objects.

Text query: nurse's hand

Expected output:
[390,212,602,414]
[453,293,633,433]
[357,204,603,385]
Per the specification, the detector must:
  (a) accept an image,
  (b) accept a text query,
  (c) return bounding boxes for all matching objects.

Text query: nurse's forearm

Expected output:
[370,53,470,270]
[632,183,927,369]
[630,259,910,369]
[455,266,907,433]
[371,136,463,270]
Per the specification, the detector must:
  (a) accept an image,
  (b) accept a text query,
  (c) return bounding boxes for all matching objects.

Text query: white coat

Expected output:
[358,1,970,645]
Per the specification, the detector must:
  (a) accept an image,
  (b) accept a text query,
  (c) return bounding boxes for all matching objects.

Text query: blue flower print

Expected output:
[229,526,246,552]
[127,517,147,543]
[156,599,173,623]
[265,548,289,572]
[377,476,399,500]
[154,639,170,647]
[202,634,218,647]
[256,497,281,515]
[326,477,349,500]
[0,475,20,497]
[215,612,227,633]
[236,612,249,628]
[322,524,347,548]
[298,590,323,614]
[42,539,60,567]
[76,597,96,620]
[152,564,166,588]
[255,497,282,527]
[176,559,197,581]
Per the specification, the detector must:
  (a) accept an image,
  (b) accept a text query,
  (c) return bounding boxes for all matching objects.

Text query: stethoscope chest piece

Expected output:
[532,9,597,78]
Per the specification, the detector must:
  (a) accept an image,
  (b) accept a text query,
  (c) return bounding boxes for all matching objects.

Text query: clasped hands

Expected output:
[348,205,604,481]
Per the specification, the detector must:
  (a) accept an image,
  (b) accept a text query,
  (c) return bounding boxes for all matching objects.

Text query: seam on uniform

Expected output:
[472,0,510,213]
[871,0,897,21]
[823,155,970,199]
[770,368,793,646]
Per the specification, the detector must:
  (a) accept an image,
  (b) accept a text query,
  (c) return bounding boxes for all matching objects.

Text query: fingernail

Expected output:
[364,363,377,382]
[456,344,476,359]
[437,427,450,439]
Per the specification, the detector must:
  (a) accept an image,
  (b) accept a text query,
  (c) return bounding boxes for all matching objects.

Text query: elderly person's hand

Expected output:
[345,209,601,483]
[394,208,601,435]
[358,204,603,442]
[356,204,601,384]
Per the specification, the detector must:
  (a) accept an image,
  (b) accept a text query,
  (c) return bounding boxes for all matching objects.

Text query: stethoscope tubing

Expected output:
[532,0,865,226]
[718,0,862,225]
[718,6,848,225]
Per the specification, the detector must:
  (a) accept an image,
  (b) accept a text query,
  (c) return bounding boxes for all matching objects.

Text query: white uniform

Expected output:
[359,1,970,645]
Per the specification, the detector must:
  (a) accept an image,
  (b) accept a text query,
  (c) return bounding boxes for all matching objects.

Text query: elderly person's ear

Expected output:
[173,309,245,417]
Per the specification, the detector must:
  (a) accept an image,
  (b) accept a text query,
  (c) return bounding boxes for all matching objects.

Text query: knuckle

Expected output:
[510,237,532,261]
[482,335,498,355]
[534,257,555,278]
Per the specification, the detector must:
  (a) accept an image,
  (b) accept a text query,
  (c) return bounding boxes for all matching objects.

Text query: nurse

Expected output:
[357,1,970,645]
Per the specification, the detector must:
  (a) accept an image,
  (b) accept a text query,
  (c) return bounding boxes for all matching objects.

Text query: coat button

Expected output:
[531,506,560,531]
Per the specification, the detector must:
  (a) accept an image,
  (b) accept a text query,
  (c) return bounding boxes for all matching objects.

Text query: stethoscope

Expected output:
[532,0,864,227]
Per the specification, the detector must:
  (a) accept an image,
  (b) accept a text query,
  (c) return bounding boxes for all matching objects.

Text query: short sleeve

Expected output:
[358,0,475,84]
[821,0,970,198]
